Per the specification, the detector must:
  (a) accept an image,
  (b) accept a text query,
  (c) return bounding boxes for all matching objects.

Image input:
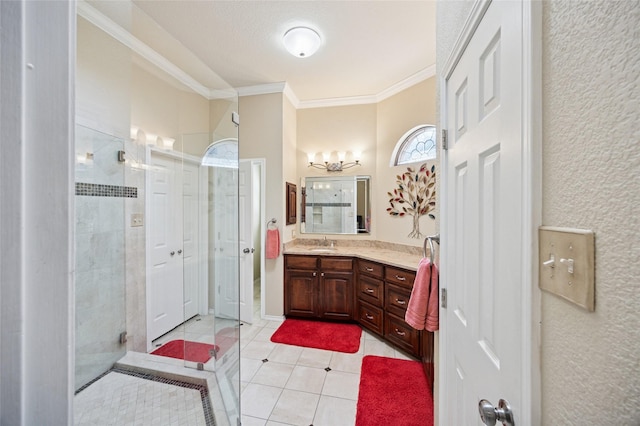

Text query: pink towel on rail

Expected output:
[266,228,280,259]
[405,258,439,331]
[425,262,439,332]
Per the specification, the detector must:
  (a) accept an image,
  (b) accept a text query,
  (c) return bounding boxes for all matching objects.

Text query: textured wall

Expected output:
[541,1,640,423]
[437,0,640,424]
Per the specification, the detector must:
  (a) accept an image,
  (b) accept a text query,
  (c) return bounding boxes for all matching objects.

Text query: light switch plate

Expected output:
[131,213,144,227]
[539,226,595,311]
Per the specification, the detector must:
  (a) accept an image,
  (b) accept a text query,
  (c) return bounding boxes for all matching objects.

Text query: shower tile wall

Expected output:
[306,182,356,234]
[75,125,127,390]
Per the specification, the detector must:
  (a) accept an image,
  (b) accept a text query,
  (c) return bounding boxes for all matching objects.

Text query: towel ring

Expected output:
[423,234,440,264]
[267,218,277,229]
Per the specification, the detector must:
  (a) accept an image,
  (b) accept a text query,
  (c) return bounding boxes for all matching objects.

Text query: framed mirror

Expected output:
[301,176,371,235]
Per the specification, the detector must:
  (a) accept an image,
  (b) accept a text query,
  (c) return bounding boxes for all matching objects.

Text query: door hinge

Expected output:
[441,129,449,151]
[441,288,447,308]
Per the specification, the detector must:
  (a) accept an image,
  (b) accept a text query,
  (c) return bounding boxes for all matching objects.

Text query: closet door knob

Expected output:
[177,249,182,254]
[170,251,175,256]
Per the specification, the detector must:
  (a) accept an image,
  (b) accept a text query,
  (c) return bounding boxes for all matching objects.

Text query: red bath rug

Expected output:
[151,339,219,363]
[356,355,433,426]
[270,319,362,353]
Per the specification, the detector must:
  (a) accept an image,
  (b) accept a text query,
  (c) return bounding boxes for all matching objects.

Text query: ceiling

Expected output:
[92,1,437,105]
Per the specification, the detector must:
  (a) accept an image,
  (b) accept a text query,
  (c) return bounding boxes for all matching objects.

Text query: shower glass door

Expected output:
[74,125,127,391]
[181,94,241,424]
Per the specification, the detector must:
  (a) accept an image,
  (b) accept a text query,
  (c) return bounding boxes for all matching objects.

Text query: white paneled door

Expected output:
[238,160,254,324]
[147,152,201,344]
[213,166,240,320]
[441,1,536,425]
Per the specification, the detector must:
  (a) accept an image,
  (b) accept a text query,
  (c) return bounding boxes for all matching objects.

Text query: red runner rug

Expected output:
[356,355,433,426]
[151,339,219,363]
[270,319,362,353]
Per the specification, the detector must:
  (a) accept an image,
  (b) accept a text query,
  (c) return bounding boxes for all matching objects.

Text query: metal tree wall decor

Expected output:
[387,163,436,238]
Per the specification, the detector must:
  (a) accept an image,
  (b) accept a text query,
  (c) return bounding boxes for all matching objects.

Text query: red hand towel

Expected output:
[404,258,432,330]
[425,263,439,332]
[266,228,280,259]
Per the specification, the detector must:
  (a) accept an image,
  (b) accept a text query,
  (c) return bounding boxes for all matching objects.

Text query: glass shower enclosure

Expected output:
[74,2,241,425]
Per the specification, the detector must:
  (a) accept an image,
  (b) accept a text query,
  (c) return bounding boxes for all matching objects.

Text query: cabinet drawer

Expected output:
[320,257,353,271]
[385,313,420,357]
[285,255,318,270]
[357,259,384,278]
[358,300,384,336]
[358,275,384,307]
[385,283,411,318]
[385,266,416,289]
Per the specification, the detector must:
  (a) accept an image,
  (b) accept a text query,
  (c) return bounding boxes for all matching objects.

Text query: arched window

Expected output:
[389,124,437,166]
[202,138,238,168]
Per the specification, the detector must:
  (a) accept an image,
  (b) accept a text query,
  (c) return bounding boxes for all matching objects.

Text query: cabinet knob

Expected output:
[321,272,325,277]
[313,272,317,277]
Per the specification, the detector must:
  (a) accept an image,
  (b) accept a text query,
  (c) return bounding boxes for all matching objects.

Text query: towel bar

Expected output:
[423,234,440,263]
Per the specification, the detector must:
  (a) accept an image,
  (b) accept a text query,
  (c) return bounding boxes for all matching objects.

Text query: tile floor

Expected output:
[74,280,418,426]
[238,317,417,426]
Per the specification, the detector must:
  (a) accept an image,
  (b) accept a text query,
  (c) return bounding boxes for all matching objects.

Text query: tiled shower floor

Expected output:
[74,368,212,426]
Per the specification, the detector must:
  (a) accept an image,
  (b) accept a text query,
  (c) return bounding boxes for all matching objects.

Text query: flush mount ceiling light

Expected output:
[283,26,321,58]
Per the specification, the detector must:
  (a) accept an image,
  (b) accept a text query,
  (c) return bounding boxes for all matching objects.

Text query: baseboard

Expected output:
[262,314,285,322]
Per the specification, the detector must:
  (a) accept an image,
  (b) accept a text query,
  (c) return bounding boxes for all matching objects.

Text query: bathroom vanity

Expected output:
[283,244,434,389]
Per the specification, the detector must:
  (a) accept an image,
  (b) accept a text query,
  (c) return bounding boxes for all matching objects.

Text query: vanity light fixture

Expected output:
[308,152,361,172]
[283,26,321,58]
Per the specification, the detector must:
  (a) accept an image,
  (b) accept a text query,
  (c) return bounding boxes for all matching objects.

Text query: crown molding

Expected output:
[236,82,287,97]
[297,94,378,109]
[376,65,436,102]
[77,1,213,100]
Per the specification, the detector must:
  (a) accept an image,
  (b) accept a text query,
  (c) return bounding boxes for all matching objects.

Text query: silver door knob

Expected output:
[479,399,515,426]
[243,248,250,253]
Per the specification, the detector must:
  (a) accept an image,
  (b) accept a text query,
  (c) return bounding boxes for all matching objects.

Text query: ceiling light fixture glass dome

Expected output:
[283,26,321,58]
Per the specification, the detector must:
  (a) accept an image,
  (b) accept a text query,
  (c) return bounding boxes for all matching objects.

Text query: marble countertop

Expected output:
[283,242,424,271]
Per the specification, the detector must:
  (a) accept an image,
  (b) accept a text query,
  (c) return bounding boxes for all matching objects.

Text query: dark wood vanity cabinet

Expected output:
[384,266,421,357]
[284,255,354,320]
[356,260,385,335]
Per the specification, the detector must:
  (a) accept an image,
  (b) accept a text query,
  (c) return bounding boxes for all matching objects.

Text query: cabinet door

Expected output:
[320,271,354,320]
[285,270,318,317]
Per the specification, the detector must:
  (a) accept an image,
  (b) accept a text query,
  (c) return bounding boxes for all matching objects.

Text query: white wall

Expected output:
[540,1,640,423]
[239,93,285,318]
[376,78,437,246]
[0,1,75,423]
[296,80,436,247]
[437,1,640,423]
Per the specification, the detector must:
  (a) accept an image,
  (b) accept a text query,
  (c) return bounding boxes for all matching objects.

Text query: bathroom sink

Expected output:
[310,248,337,253]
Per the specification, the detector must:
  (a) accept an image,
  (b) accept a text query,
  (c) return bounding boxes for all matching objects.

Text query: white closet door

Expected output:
[148,154,183,341]
[182,161,200,321]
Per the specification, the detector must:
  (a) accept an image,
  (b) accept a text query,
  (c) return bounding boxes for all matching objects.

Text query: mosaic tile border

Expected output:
[75,367,215,426]
[305,202,352,207]
[75,182,137,198]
